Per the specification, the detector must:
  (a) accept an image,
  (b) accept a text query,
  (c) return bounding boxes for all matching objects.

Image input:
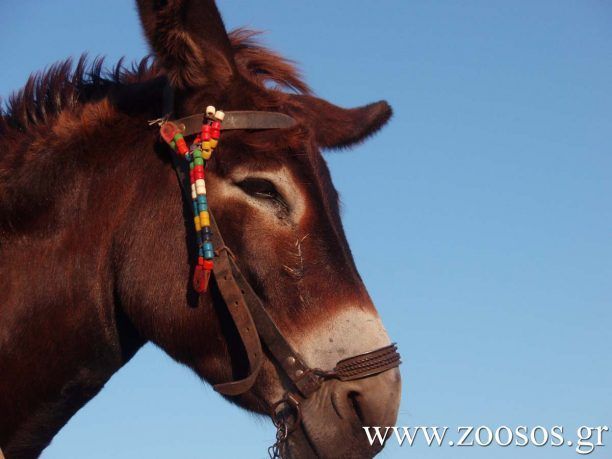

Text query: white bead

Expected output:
[191,184,197,200]
[206,105,216,118]
[196,184,206,195]
[214,110,225,121]
[195,179,205,188]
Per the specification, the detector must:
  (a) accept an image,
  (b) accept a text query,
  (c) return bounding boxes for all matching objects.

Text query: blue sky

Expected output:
[1,1,611,458]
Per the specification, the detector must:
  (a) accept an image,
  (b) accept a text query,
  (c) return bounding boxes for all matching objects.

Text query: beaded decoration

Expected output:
[159,105,224,293]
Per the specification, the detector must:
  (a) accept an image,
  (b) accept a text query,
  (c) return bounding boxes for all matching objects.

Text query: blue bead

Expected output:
[192,201,199,215]
[197,196,208,213]
[204,250,214,259]
[198,246,204,257]
[203,241,213,252]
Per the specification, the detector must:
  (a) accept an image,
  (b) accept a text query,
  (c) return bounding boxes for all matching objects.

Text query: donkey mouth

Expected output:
[286,424,321,459]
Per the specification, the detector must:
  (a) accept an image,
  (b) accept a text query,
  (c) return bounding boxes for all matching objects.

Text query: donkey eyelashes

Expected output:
[235,178,290,214]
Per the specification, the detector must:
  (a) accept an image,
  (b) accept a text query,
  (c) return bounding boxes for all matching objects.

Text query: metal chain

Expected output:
[268,419,289,458]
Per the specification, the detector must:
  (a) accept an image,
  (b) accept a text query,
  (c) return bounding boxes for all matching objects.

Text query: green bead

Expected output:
[193,149,202,159]
[169,140,176,150]
[189,161,194,169]
[194,157,204,166]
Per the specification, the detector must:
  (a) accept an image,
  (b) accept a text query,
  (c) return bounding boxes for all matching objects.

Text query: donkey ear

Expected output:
[295,95,392,149]
[136,0,235,89]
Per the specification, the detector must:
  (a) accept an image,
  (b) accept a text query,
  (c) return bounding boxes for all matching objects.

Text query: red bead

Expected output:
[198,256,204,265]
[189,170,195,183]
[175,137,188,155]
[202,260,214,270]
[211,121,221,130]
[193,265,211,293]
[211,128,220,140]
[194,171,204,180]
[201,125,211,141]
[193,165,204,177]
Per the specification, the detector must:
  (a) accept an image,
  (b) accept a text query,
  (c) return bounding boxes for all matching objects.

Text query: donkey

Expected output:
[0,1,401,457]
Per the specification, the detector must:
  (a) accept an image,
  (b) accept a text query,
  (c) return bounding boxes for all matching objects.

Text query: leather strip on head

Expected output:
[331,344,401,381]
[208,214,322,398]
[173,111,297,136]
[165,133,264,396]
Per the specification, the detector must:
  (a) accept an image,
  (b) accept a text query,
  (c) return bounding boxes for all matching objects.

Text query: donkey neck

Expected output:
[0,290,145,458]
[0,95,157,457]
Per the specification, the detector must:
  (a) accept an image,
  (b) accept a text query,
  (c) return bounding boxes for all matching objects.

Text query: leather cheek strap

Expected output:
[209,214,316,398]
[210,236,264,396]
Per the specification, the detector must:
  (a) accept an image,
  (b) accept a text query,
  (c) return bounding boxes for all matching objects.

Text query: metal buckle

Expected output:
[269,394,302,458]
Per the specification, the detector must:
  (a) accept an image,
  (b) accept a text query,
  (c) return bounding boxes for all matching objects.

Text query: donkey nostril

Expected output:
[347,391,365,425]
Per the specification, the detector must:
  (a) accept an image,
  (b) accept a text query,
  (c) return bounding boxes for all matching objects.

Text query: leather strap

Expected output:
[173,111,296,136]
[209,229,264,395]
[208,216,322,398]
[167,139,263,396]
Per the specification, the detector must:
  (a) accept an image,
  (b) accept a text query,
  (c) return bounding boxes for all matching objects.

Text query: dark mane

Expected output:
[0,28,309,133]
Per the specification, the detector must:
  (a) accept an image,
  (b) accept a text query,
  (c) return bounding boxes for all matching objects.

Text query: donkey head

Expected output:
[134,1,401,457]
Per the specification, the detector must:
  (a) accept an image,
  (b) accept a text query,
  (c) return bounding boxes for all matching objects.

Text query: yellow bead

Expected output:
[194,216,201,232]
[202,141,211,150]
[199,211,210,226]
[210,138,218,149]
[202,148,212,160]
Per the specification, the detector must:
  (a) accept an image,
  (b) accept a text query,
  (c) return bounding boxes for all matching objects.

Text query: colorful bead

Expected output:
[159,106,223,295]
[173,133,188,155]
[199,210,210,226]
[202,259,214,270]
[201,124,211,141]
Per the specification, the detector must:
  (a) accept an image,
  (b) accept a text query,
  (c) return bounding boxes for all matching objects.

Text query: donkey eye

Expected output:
[236,178,289,211]
[237,178,277,198]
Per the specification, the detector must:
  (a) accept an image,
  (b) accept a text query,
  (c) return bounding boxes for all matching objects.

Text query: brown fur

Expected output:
[0,2,393,457]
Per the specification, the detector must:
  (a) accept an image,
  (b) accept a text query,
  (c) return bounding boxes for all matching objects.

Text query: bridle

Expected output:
[159,103,401,458]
